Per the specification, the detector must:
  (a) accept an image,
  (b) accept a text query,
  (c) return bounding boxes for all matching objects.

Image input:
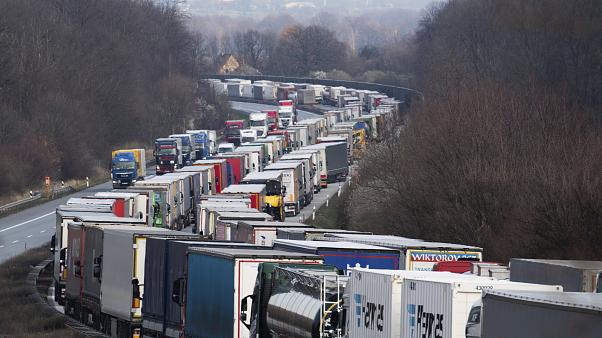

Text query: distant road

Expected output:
[0,102,326,263]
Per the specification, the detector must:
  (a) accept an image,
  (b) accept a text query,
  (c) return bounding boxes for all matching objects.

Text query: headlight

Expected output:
[132,179,137,183]
[156,165,160,170]
[170,160,175,164]
[112,180,117,184]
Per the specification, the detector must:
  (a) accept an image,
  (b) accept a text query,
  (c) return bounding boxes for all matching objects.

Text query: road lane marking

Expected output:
[0,245,4,248]
[26,235,32,238]
[40,230,46,233]
[11,240,19,244]
[0,211,54,233]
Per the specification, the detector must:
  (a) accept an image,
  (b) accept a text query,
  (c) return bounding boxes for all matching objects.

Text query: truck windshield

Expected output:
[279,112,292,118]
[242,137,256,143]
[265,180,282,195]
[157,147,176,155]
[113,161,135,170]
[250,120,265,127]
[225,129,240,136]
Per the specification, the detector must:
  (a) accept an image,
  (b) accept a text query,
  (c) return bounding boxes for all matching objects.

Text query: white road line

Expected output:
[0,211,54,233]
[11,240,19,244]
[26,235,32,238]
[0,245,4,248]
[40,230,46,233]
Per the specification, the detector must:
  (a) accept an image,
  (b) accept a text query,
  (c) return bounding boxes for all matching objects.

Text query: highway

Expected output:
[0,101,324,263]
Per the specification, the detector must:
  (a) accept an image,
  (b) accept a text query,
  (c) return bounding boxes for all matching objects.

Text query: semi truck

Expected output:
[134,177,183,230]
[249,112,268,137]
[305,142,348,183]
[185,130,208,159]
[241,171,286,221]
[67,224,193,337]
[278,100,296,127]
[182,247,322,338]
[111,149,146,188]
[264,162,304,216]
[154,138,182,175]
[225,120,246,146]
[264,110,279,130]
[221,184,267,212]
[244,263,345,338]
[168,134,195,165]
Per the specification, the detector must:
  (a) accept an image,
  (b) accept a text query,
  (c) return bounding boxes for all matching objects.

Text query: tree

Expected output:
[232,30,276,71]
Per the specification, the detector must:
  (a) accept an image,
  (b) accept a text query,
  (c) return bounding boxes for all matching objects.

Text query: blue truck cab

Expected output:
[169,134,195,166]
[186,130,208,160]
[111,149,145,188]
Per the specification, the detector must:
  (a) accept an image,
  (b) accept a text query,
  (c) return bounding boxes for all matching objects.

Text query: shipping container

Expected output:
[401,276,562,338]
[324,234,482,271]
[509,259,602,292]
[142,239,258,338]
[273,240,399,272]
[232,221,312,246]
[183,247,322,338]
[479,290,602,338]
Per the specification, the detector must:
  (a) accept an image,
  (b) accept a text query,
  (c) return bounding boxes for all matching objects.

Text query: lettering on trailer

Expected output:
[353,294,384,332]
[407,303,444,338]
[408,249,481,271]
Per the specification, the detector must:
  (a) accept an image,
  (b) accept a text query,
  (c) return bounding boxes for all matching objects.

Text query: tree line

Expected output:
[0,0,232,196]
[343,0,602,261]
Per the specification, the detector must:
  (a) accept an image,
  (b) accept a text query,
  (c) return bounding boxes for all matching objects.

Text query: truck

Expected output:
[278,100,296,127]
[193,129,218,154]
[217,142,236,154]
[185,130,208,159]
[168,134,195,165]
[236,144,267,170]
[267,129,293,153]
[193,159,228,193]
[281,152,318,194]
[212,153,246,185]
[509,259,602,292]
[263,162,303,216]
[175,166,211,196]
[182,247,322,338]
[230,221,311,246]
[264,110,279,130]
[198,202,255,236]
[225,120,245,146]
[53,211,136,306]
[244,263,345,338]
[134,176,183,230]
[402,276,563,338]
[221,184,266,212]
[232,147,262,173]
[111,149,146,188]
[142,239,257,338]
[278,158,313,205]
[213,211,273,241]
[249,112,268,137]
[323,234,483,271]
[304,142,348,183]
[273,239,400,273]
[154,138,182,175]
[162,172,201,228]
[240,128,258,143]
[477,290,602,338]
[241,171,286,221]
[285,150,322,191]
[72,224,193,337]
[287,125,310,147]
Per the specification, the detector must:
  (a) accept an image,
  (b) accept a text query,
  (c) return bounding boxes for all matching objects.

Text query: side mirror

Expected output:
[240,294,254,329]
[59,248,67,265]
[282,186,287,195]
[50,235,56,253]
[93,256,103,279]
[172,278,186,306]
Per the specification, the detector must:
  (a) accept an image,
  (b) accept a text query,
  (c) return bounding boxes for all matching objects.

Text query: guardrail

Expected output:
[0,193,42,213]
[200,74,425,108]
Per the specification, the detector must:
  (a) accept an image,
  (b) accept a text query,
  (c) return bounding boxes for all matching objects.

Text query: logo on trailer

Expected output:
[354,293,384,331]
[407,303,444,338]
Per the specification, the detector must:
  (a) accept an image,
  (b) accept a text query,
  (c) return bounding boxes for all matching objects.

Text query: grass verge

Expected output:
[0,244,79,337]
[304,191,345,229]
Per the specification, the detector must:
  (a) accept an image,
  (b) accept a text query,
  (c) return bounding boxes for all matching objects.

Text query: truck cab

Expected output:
[154,138,182,175]
[249,113,268,137]
[240,129,258,143]
[217,143,236,154]
[186,130,208,160]
[111,149,146,188]
[278,100,296,127]
[169,134,195,165]
[264,110,279,131]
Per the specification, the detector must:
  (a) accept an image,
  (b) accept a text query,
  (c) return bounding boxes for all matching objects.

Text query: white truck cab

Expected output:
[249,112,268,137]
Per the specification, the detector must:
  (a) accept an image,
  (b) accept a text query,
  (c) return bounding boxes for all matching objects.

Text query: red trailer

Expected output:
[213,154,245,185]
[194,159,228,193]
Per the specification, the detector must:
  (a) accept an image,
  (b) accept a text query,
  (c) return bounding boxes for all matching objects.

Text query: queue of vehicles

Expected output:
[55,79,602,338]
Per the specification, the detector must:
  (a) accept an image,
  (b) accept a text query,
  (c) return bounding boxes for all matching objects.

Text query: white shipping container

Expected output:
[401,277,563,338]
[347,269,488,338]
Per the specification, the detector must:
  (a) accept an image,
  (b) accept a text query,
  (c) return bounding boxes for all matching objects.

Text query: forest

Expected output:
[344,0,602,261]
[0,0,231,197]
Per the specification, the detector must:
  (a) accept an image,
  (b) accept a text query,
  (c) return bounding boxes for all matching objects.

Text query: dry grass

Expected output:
[0,244,80,337]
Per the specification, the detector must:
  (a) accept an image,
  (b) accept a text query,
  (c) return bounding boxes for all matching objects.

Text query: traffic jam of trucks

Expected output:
[50,78,602,338]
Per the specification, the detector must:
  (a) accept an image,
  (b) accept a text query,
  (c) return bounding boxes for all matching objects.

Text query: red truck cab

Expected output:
[263,110,279,131]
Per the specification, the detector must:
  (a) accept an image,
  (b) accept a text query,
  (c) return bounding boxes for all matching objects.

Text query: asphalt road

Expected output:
[0,101,326,263]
